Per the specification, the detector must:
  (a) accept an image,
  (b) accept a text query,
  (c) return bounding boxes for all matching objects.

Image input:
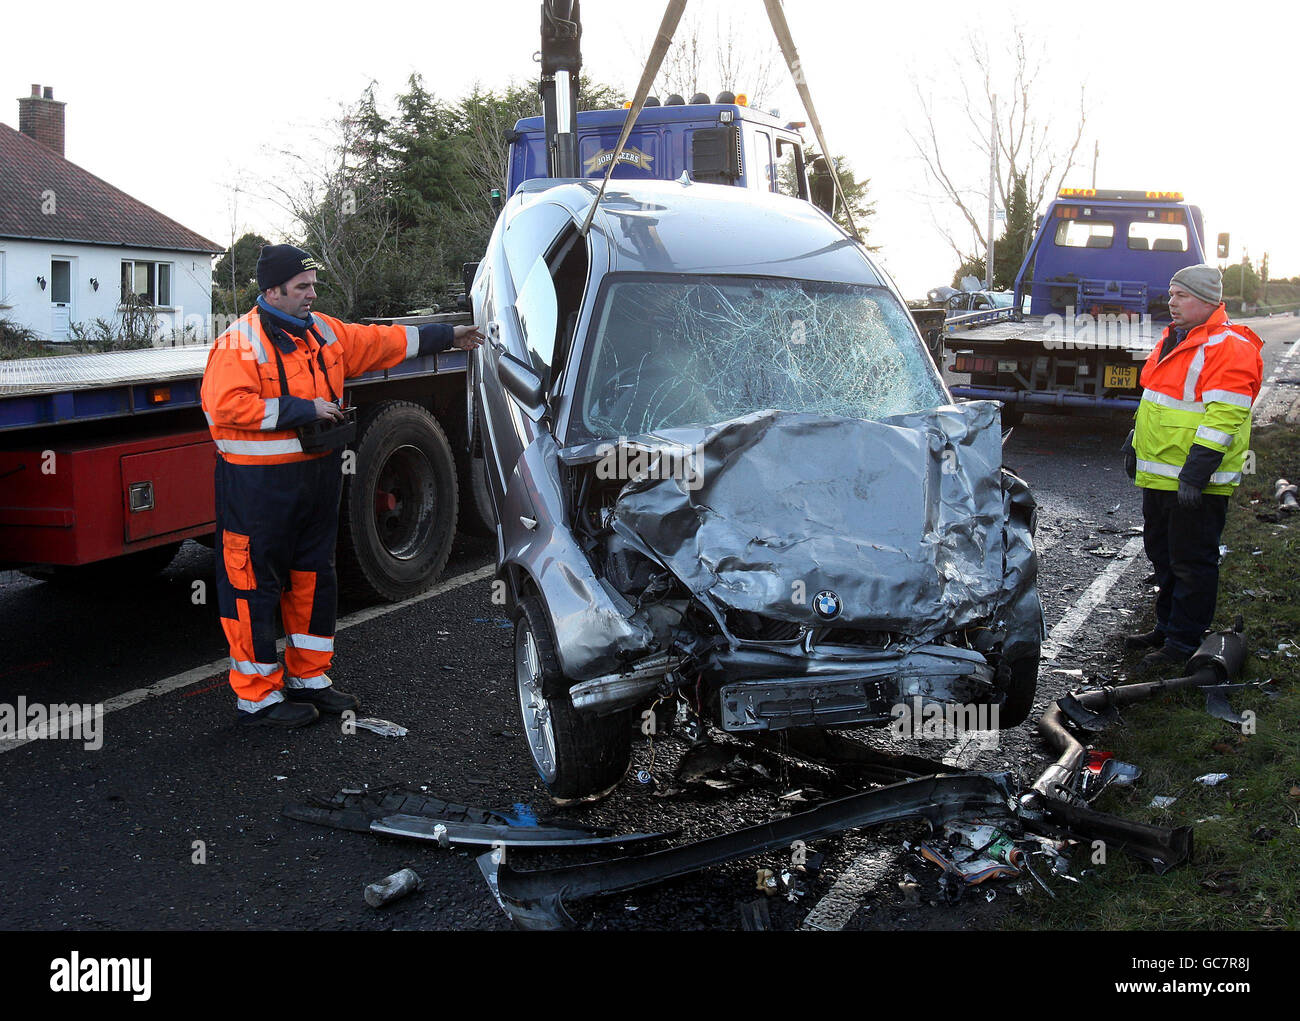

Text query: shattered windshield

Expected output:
[576,275,947,439]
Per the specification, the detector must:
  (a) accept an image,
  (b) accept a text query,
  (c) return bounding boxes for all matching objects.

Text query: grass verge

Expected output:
[1005,422,1300,930]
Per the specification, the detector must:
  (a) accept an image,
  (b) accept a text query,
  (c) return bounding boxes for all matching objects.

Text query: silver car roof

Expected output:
[508,178,883,285]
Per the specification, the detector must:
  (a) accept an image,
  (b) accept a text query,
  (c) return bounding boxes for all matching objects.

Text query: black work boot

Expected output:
[238,700,319,728]
[1124,629,1165,651]
[285,686,359,715]
[1139,643,1190,675]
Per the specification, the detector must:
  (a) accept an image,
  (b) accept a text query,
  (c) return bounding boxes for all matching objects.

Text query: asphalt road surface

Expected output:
[1,316,1295,931]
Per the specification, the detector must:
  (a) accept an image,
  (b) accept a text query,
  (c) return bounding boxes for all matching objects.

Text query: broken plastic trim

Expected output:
[282,790,668,849]
[477,771,1016,930]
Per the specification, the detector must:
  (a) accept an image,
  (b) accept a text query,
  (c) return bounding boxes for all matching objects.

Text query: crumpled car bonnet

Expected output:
[596,401,1022,642]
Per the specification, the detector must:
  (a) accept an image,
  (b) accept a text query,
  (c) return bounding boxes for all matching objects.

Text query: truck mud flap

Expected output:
[478,771,1016,930]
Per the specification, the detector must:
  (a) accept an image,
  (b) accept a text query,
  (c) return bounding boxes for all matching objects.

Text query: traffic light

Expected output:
[1216,232,1229,259]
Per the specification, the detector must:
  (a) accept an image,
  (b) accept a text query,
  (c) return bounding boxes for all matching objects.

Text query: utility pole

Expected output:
[985,94,997,291]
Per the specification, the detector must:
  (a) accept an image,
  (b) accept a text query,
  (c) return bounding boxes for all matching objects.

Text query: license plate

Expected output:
[1104,364,1137,389]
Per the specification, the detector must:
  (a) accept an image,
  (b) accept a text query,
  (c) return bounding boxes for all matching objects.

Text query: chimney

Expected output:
[18,84,66,157]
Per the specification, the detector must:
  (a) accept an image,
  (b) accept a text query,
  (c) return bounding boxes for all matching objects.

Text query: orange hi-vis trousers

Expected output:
[214,452,342,704]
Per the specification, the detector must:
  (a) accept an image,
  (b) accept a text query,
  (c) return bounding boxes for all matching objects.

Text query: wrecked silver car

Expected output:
[469,178,1043,799]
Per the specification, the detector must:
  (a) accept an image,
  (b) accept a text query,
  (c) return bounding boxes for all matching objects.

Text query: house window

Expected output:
[120,260,173,306]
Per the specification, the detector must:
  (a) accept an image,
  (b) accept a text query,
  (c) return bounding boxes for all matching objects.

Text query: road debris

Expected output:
[364,867,422,908]
[1275,478,1298,512]
[1149,796,1178,809]
[478,772,1017,929]
[352,717,408,738]
[283,788,667,849]
[1194,773,1230,786]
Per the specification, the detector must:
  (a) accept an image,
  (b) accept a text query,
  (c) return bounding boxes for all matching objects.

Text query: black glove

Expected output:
[1177,442,1224,510]
[1177,480,1203,509]
[1121,429,1136,481]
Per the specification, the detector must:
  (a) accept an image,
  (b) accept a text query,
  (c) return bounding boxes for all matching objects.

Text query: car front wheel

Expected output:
[514,595,631,801]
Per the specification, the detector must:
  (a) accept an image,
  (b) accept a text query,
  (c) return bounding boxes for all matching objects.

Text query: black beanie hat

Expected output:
[256,244,322,291]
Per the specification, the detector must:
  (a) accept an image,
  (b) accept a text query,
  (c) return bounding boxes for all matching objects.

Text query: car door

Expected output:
[474,200,575,517]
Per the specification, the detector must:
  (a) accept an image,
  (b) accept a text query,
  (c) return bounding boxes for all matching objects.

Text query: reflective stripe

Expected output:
[285,673,332,690]
[313,318,339,346]
[229,318,269,364]
[238,691,284,712]
[405,325,420,359]
[261,397,279,430]
[1183,345,1206,401]
[203,410,215,427]
[1205,332,1230,347]
[287,633,334,652]
[214,437,304,456]
[1138,459,1242,487]
[1195,424,1234,447]
[231,657,279,676]
[1142,389,1204,412]
[1136,459,1181,478]
[1201,389,1252,408]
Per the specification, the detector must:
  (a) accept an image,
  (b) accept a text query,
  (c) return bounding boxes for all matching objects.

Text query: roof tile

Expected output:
[0,122,222,253]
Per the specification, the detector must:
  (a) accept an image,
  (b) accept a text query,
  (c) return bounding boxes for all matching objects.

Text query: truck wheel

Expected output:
[995,652,1039,728]
[22,541,182,587]
[338,401,457,602]
[455,411,497,538]
[514,595,631,801]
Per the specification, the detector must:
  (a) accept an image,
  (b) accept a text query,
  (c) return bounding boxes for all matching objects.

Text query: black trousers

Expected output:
[1141,487,1228,653]
[214,452,343,703]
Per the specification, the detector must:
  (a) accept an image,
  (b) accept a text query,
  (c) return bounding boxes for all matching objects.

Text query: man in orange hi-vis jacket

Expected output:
[201,244,483,727]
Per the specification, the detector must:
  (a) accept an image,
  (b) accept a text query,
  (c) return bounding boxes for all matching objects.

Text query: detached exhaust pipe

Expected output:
[1031,623,1247,804]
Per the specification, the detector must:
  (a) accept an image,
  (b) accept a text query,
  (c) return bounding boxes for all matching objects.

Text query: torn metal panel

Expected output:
[478,771,1016,930]
[600,403,1033,644]
[499,432,656,680]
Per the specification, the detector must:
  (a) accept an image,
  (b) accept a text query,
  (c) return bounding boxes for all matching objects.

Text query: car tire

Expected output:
[338,401,458,602]
[514,594,632,801]
[996,652,1039,728]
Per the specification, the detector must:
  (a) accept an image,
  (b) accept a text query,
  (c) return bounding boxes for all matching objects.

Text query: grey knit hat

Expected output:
[1170,264,1222,305]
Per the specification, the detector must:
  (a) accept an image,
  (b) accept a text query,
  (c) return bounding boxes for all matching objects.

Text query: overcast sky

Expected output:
[7,0,1298,296]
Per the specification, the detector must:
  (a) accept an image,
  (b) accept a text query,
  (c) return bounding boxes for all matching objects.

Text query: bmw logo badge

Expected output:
[813,590,842,620]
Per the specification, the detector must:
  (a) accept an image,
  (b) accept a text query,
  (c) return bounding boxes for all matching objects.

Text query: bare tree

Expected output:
[253,92,398,318]
[650,11,781,108]
[909,28,1087,265]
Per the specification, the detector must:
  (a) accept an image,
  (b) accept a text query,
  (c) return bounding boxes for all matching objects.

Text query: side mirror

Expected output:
[498,352,546,422]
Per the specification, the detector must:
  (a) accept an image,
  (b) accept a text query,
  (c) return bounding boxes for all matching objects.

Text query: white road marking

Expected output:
[0,563,495,754]
[1255,336,1300,422]
[800,847,896,931]
[1040,535,1144,662]
[800,532,1146,930]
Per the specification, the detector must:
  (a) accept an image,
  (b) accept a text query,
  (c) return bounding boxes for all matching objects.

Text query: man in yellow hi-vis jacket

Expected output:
[1123,264,1263,671]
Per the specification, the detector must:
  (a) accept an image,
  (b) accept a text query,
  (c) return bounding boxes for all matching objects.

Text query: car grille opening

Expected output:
[814,628,898,650]
[724,609,804,642]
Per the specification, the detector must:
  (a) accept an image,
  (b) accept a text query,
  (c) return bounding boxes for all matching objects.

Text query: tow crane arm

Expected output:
[539,0,582,179]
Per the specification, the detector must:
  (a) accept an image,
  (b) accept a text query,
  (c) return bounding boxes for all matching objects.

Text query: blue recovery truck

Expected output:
[945,188,1207,426]
[507,101,811,200]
